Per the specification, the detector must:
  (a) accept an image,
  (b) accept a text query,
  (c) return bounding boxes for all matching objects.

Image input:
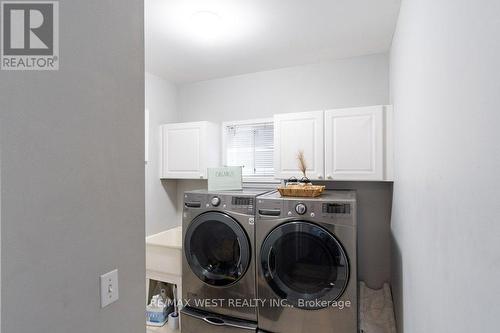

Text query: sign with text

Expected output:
[208,166,243,191]
[1,1,59,70]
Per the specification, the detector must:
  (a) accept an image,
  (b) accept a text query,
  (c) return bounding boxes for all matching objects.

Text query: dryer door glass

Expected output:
[185,212,250,286]
[260,221,349,309]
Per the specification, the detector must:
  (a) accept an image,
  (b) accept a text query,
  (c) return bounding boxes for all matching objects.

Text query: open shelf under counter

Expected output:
[146,226,183,304]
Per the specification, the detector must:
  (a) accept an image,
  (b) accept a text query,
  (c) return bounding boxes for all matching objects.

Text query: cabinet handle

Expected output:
[327,174,333,179]
[199,174,204,179]
[317,174,323,179]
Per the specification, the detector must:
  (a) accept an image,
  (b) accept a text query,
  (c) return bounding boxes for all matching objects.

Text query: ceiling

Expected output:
[145,0,401,83]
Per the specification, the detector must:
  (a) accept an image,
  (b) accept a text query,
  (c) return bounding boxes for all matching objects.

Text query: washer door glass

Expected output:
[185,212,250,287]
[260,221,349,309]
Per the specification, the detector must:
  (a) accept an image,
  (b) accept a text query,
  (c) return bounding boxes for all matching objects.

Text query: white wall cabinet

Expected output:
[325,106,385,180]
[274,111,325,180]
[160,121,220,179]
[274,106,393,181]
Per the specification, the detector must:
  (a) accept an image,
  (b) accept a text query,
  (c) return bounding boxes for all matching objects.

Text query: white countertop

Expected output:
[146,226,182,250]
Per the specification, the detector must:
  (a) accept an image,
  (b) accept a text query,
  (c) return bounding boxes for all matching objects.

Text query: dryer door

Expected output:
[185,212,251,287]
[260,221,349,309]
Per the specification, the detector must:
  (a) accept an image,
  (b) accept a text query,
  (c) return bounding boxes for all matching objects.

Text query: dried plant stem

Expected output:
[297,150,307,178]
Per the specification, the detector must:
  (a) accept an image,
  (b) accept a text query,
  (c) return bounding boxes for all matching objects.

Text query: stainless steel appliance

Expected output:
[256,190,357,333]
[181,189,269,333]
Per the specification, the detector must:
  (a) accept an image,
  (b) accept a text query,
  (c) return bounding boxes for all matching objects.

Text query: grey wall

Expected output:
[176,54,393,288]
[390,0,500,332]
[0,1,145,332]
[178,53,389,122]
[145,73,178,235]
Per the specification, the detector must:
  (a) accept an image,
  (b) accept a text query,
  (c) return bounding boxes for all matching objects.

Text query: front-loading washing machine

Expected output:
[181,189,269,333]
[255,190,357,333]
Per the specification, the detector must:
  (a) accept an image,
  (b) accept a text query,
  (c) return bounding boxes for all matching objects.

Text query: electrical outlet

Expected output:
[100,269,119,308]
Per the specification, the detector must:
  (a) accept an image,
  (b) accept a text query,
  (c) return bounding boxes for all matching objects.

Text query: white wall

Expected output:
[390,1,500,332]
[178,53,389,122]
[145,73,179,235]
[176,54,393,288]
[0,1,145,332]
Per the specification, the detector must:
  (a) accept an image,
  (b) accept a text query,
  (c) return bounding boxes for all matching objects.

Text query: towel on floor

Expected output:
[359,281,397,333]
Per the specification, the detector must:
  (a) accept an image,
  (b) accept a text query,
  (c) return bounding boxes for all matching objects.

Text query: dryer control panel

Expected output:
[283,200,352,218]
[256,190,356,227]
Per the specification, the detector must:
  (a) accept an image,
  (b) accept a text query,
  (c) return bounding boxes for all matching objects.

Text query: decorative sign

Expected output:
[208,166,243,191]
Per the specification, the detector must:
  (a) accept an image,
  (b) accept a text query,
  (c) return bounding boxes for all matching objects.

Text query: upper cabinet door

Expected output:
[274,111,324,180]
[160,122,220,179]
[325,106,384,181]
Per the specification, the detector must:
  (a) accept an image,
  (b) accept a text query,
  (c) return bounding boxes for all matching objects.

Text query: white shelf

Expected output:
[147,324,180,333]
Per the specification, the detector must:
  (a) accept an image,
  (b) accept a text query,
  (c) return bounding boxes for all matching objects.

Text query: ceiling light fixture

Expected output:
[154,2,260,47]
[189,10,223,43]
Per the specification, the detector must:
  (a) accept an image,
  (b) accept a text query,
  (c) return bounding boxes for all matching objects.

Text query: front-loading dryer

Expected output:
[181,189,269,333]
[255,190,357,333]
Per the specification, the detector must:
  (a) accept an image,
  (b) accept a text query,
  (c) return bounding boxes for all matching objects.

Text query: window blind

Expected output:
[225,122,274,178]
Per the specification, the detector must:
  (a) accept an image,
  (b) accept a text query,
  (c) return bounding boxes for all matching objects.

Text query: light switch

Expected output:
[100,269,119,308]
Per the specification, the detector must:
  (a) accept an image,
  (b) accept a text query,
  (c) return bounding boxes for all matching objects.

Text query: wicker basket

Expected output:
[277,184,326,198]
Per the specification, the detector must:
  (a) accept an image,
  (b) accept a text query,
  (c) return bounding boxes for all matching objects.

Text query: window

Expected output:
[223,119,275,181]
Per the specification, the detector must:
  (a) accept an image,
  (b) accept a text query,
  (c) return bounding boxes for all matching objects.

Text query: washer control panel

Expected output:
[184,192,259,215]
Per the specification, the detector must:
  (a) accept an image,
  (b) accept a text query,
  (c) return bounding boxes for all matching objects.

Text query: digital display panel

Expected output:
[322,203,350,214]
[232,197,253,206]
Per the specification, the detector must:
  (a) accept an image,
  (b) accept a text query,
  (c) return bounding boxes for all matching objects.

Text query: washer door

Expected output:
[260,221,349,309]
[185,212,251,287]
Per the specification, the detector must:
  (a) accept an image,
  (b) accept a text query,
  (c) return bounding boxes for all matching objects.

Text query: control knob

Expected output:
[295,203,307,215]
[211,196,221,207]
